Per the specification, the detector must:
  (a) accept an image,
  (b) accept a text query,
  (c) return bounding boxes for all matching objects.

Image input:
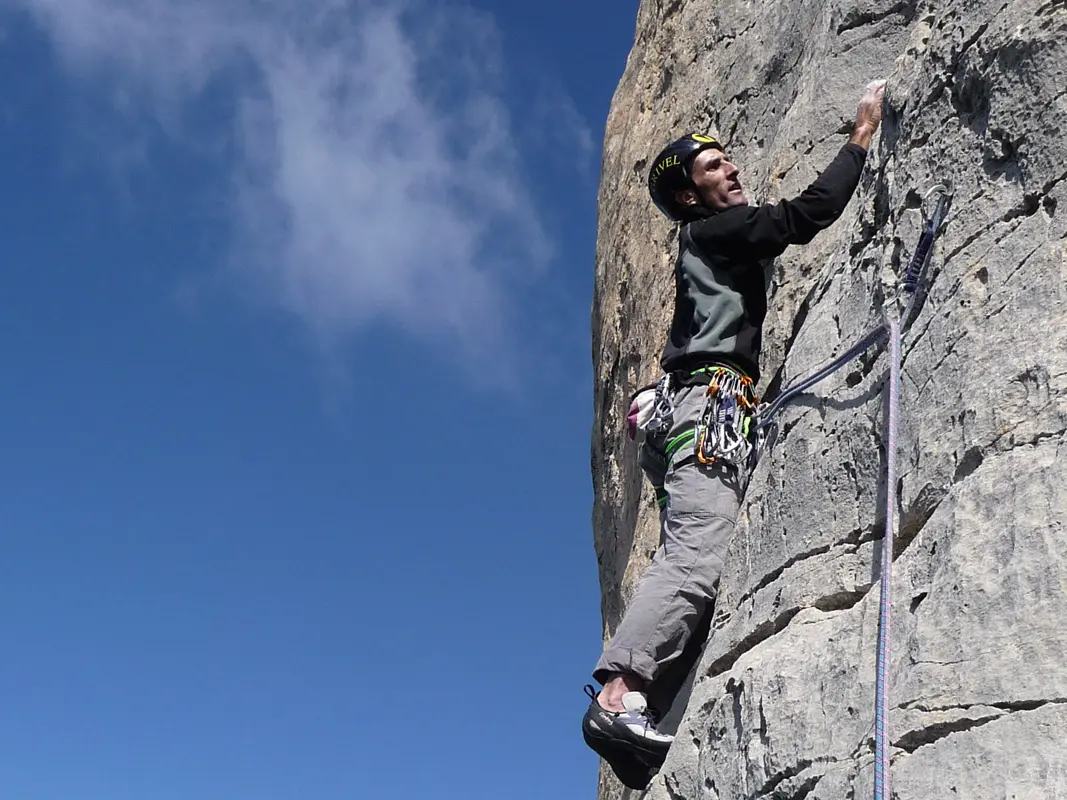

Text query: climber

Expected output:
[581,78,887,790]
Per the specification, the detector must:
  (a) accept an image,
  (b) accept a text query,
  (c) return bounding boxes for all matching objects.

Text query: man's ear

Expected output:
[674,188,699,208]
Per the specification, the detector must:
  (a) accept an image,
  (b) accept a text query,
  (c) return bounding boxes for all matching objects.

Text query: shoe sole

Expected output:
[582,727,660,791]
[583,720,671,763]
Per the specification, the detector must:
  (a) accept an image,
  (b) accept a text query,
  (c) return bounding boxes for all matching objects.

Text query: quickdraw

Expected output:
[647,374,676,437]
[627,373,675,442]
[695,366,759,468]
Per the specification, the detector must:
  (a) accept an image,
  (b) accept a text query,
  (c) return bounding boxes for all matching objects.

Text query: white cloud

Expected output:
[11,0,560,367]
[533,85,597,180]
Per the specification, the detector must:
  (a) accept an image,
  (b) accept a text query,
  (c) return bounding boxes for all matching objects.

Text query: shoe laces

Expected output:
[644,703,663,726]
[584,685,663,726]
[633,699,663,729]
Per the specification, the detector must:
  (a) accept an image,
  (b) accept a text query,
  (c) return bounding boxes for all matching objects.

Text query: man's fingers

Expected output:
[863,79,887,104]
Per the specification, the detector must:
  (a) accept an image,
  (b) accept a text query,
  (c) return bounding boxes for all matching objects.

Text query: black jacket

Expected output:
[660,142,869,383]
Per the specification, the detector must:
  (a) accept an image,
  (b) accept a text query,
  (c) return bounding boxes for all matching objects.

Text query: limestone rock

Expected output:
[589,0,1067,798]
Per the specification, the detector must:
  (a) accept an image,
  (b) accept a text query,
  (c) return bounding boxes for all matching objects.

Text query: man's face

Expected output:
[681,147,747,210]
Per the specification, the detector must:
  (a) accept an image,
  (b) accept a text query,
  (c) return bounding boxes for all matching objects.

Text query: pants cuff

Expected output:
[592,646,658,686]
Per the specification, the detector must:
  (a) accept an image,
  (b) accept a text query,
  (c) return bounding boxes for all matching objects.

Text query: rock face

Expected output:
[589,0,1067,798]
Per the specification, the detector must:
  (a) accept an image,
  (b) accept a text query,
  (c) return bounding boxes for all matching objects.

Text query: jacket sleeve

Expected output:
[689,143,868,261]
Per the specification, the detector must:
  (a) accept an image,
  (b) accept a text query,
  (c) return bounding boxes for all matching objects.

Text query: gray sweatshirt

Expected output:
[660,143,869,383]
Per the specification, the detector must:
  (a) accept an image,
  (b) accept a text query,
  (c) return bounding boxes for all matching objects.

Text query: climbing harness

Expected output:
[754,183,954,438]
[627,364,761,472]
[694,365,759,468]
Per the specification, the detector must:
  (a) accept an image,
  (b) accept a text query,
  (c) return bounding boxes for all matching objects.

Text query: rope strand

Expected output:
[874,316,901,800]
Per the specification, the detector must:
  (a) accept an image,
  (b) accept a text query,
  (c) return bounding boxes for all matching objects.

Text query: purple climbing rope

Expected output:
[873,184,951,800]
[874,316,901,800]
[743,181,952,800]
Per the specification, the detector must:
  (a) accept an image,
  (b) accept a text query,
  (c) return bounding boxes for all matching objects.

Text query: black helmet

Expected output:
[647,133,723,221]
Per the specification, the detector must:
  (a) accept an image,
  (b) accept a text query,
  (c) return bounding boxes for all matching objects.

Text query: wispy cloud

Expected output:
[11,0,566,370]
[532,85,596,181]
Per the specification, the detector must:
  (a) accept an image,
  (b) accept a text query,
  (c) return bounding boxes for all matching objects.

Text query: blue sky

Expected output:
[0,1,638,798]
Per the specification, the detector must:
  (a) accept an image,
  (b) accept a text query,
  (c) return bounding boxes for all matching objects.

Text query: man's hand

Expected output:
[850,79,887,150]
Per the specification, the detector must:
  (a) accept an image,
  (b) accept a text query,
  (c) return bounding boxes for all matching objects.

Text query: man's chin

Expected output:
[708,191,749,211]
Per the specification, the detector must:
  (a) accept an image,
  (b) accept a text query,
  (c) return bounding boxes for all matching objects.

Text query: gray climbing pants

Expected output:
[593,383,749,687]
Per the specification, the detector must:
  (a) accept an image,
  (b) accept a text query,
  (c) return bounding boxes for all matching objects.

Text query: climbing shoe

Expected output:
[581,685,672,790]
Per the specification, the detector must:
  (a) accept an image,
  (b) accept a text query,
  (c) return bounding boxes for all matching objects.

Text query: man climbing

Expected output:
[582,79,887,790]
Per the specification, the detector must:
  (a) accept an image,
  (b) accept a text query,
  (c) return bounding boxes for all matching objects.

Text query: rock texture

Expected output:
[589,0,1067,798]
